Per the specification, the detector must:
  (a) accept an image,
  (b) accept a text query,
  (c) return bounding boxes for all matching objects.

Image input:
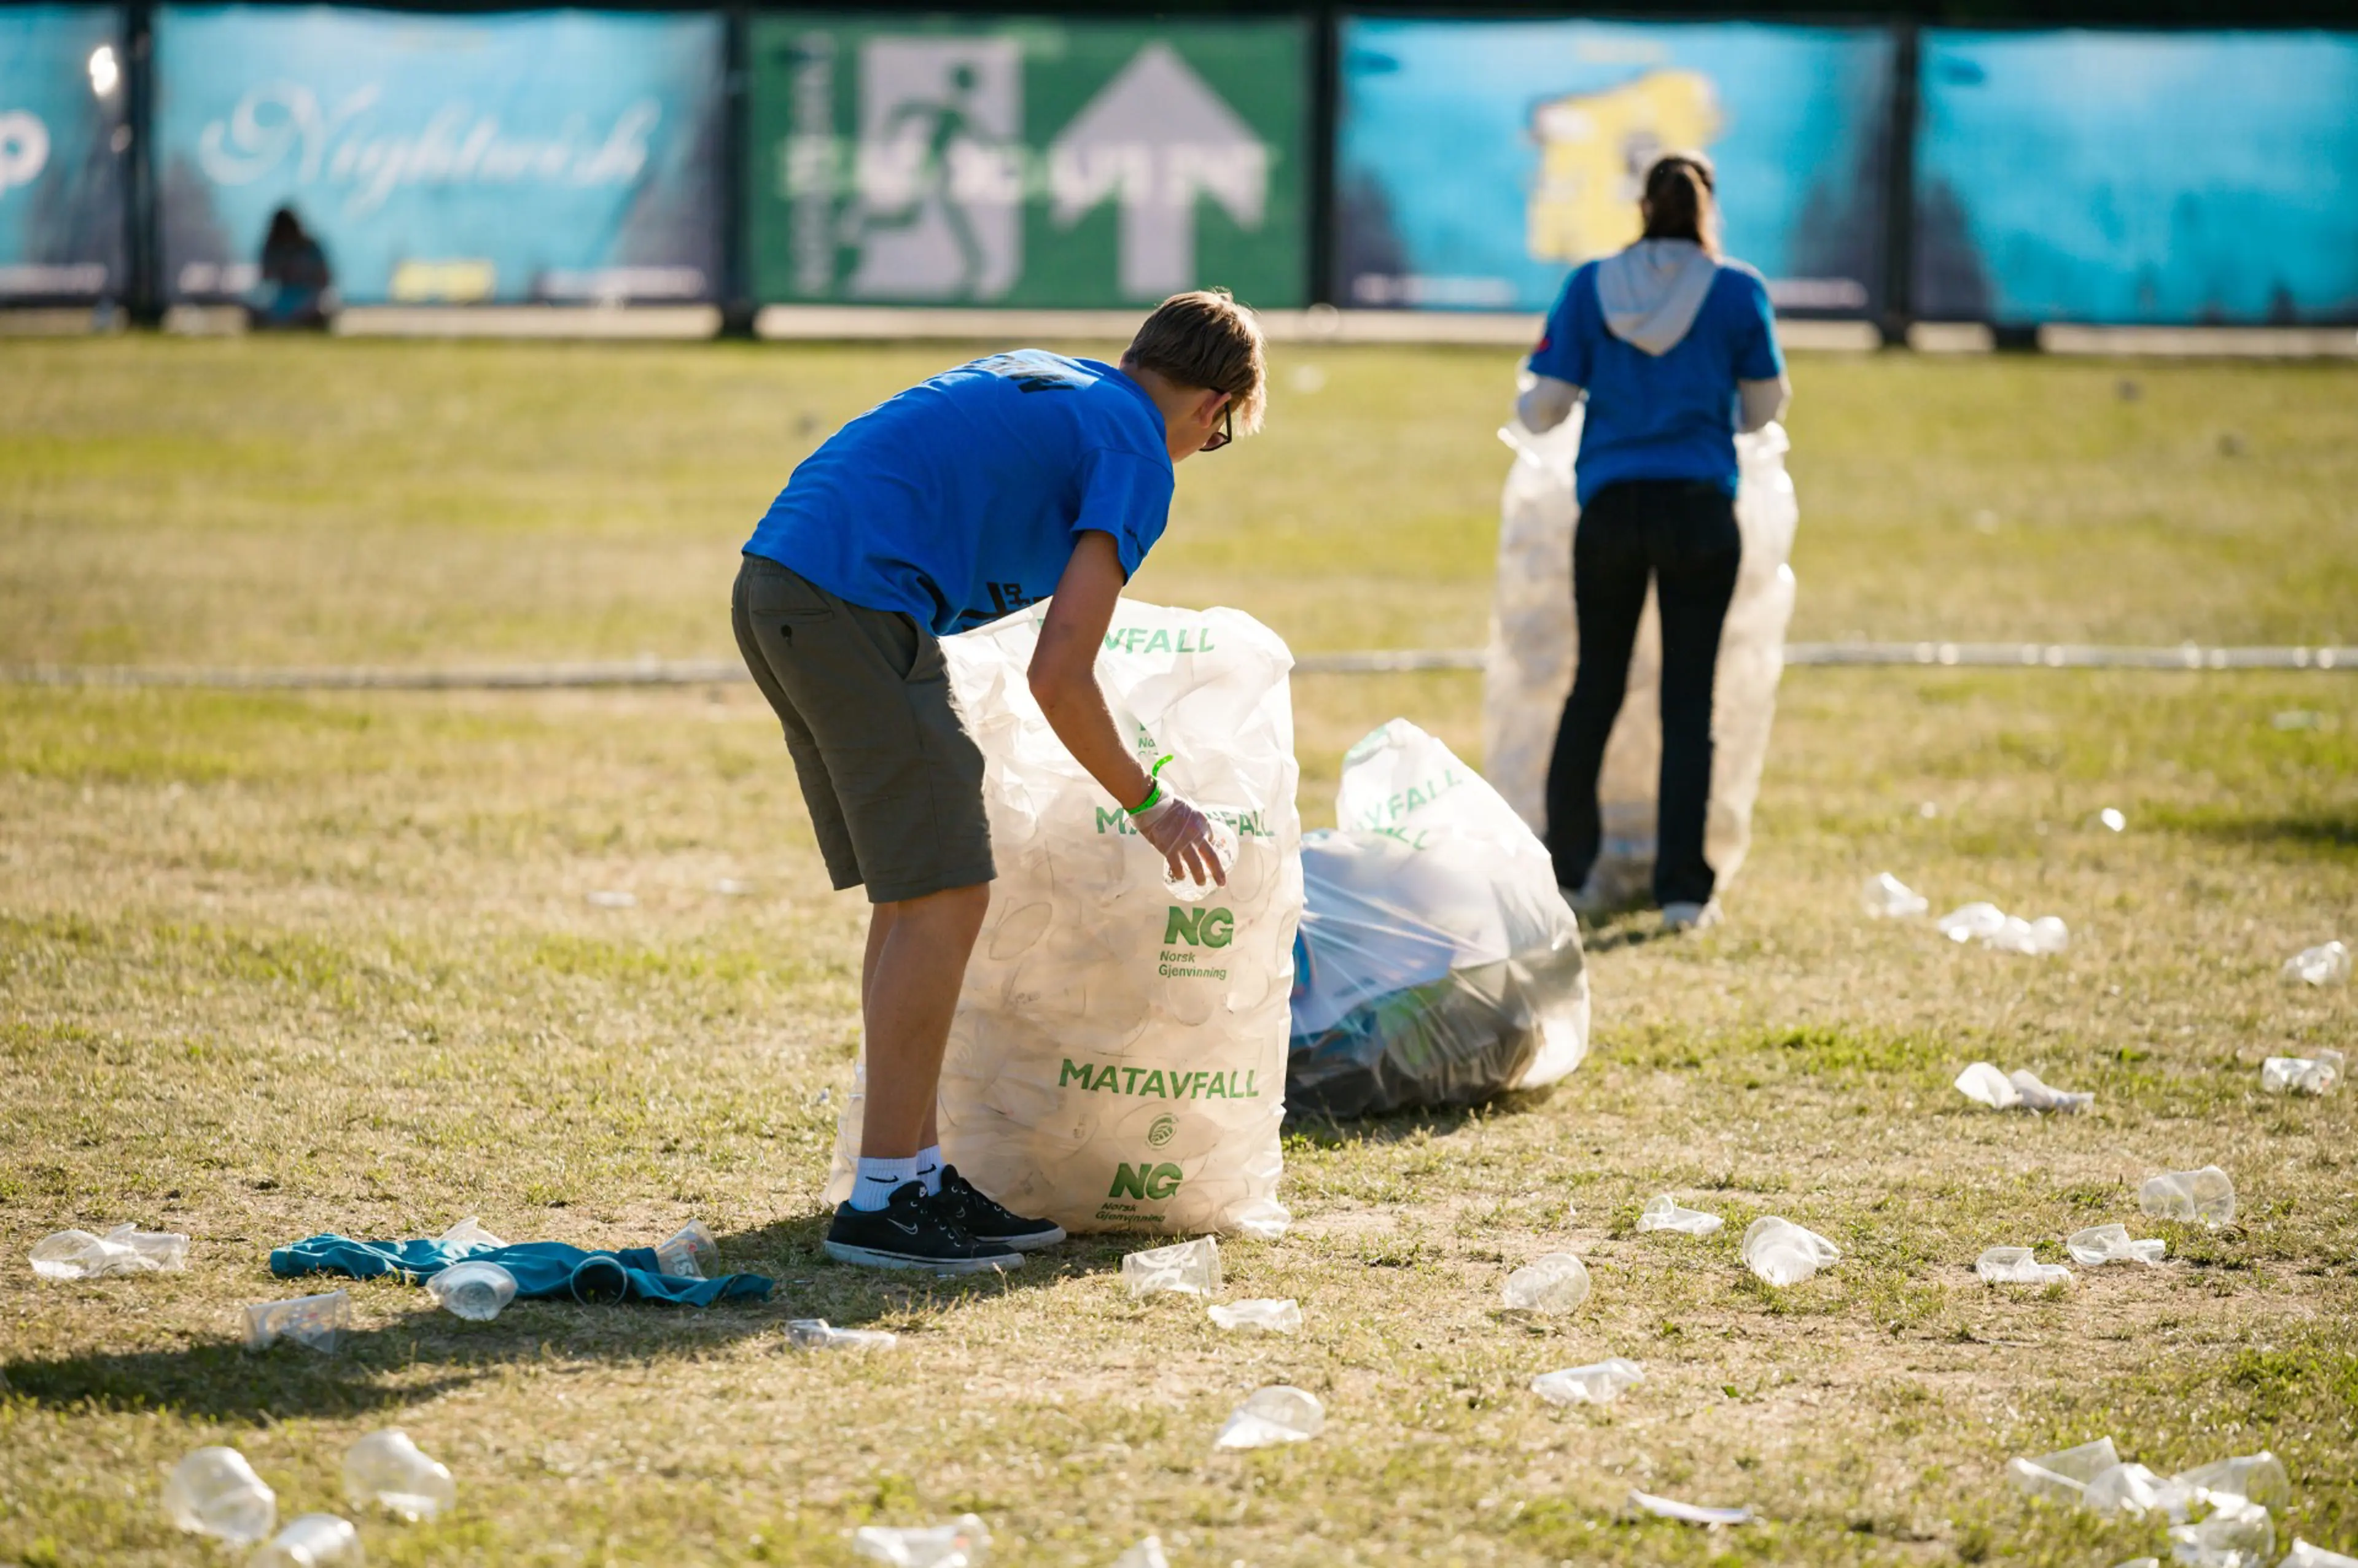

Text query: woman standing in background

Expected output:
[1516,151,1790,934]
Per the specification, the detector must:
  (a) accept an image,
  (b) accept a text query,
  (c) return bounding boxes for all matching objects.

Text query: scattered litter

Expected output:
[1123,1237,1221,1299]
[343,1429,454,1521]
[2099,808,2127,833]
[2282,941,2351,987]
[1939,902,2007,942]
[2066,1224,2166,1267]
[2111,1559,2161,1568]
[2009,1437,2122,1502]
[426,1260,518,1322]
[585,890,637,909]
[1110,1537,1171,1568]
[852,1514,990,1568]
[1531,1357,1644,1407]
[1627,1489,1754,1526]
[2086,1462,2168,1515]
[1862,872,1929,918]
[1215,1384,1325,1450]
[2179,1453,2292,1512]
[434,1216,507,1254]
[2272,710,2322,731]
[2140,1166,2237,1228]
[241,1290,350,1354]
[1208,1298,1301,1333]
[1741,1217,1839,1286]
[655,1220,720,1281]
[2262,1050,2344,1095]
[163,1446,276,1545]
[29,1223,189,1279]
[1920,801,1939,818]
[2171,1495,2274,1566]
[1975,1246,2073,1287]
[1953,1062,2093,1113]
[249,1513,364,1568]
[714,878,753,896]
[2009,1437,2291,1536]
[1501,1252,1590,1313]
[1635,1195,1722,1236]
[1939,903,2068,955]
[2283,1541,2358,1567]
[785,1319,898,1351]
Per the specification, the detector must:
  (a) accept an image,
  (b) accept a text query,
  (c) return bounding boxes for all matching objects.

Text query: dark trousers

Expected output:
[1544,479,1743,907]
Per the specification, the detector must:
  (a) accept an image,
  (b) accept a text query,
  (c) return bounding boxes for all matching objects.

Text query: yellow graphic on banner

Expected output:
[1525,70,1722,265]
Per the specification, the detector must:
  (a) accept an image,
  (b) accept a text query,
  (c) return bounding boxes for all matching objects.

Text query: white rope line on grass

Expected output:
[1,643,2349,691]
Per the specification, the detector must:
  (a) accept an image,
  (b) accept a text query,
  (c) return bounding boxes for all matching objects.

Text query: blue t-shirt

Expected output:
[1527,260,1784,506]
[744,351,1175,635]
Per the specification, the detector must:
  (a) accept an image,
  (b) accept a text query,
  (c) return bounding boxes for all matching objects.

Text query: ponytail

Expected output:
[1640,152,1718,255]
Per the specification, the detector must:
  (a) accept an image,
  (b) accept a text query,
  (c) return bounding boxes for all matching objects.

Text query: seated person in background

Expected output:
[248,207,335,330]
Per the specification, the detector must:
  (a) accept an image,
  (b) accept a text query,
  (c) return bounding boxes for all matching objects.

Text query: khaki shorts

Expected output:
[731,555,995,903]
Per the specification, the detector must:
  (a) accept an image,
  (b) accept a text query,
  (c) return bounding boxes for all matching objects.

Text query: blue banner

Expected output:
[0,6,126,300]
[1915,31,2358,325]
[152,6,724,306]
[1335,18,1894,316]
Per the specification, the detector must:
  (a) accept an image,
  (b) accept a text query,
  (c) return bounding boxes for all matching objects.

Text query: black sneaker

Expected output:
[933,1165,1067,1252]
[824,1181,1023,1275]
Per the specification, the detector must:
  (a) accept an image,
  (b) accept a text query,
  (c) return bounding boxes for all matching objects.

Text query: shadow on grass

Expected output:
[2157,805,2358,860]
[1281,1085,1555,1148]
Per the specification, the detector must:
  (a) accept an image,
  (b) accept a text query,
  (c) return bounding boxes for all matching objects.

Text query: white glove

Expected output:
[1132,791,1227,891]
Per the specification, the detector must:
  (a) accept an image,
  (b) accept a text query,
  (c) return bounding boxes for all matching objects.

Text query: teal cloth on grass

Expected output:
[269,1233,771,1307]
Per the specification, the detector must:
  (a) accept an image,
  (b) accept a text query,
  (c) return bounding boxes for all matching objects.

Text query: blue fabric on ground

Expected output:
[268,1234,771,1307]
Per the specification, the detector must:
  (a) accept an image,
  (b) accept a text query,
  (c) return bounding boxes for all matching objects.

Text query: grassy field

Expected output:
[1,336,2354,1566]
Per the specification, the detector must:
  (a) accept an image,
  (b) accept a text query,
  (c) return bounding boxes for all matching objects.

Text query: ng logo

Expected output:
[1162,906,1234,948]
[1108,1162,1184,1201]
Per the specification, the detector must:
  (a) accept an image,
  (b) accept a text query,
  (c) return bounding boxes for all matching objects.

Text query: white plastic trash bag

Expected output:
[1286,720,1589,1117]
[827,600,1304,1237]
[1482,405,1799,903]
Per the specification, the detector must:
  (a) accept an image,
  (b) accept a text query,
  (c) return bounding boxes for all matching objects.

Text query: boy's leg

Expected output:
[856,883,989,1161]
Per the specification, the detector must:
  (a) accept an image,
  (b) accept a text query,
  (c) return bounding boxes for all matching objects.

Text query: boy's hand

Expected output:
[1132,791,1226,888]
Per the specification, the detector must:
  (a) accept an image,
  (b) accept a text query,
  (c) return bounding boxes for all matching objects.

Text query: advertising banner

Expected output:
[152,6,723,306]
[1336,17,1894,316]
[745,15,1309,309]
[0,6,125,300]
[1915,31,2358,325]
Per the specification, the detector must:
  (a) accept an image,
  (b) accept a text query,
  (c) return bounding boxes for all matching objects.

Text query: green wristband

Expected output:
[1123,754,1174,816]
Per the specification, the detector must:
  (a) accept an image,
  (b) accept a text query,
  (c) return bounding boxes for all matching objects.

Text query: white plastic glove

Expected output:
[1132,791,1227,891]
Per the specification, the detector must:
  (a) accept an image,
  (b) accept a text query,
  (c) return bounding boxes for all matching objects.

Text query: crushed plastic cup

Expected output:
[1501,1252,1590,1313]
[2282,941,2350,987]
[1976,1246,2074,1287]
[785,1319,898,1351]
[1635,1195,1722,1236]
[1207,1298,1301,1334]
[2098,807,2127,832]
[2169,1496,2274,1567]
[1939,902,2009,943]
[655,1220,720,1281]
[1161,815,1240,903]
[1956,1063,2091,1113]
[1862,872,1929,918]
[434,1216,507,1255]
[1122,1236,1220,1299]
[1214,1384,1324,1450]
[2262,1050,2344,1095]
[343,1429,455,1521]
[1531,1357,1644,1407]
[2282,1540,2358,1567]
[2140,1166,2237,1228]
[1109,1537,1171,1568]
[1989,915,2070,956]
[1627,1488,1754,1526]
[163,1445,276,1545]
[242,1290,350,1354]
[2176,1452,2290,1512]
[2007,1068,2091,1112]
[2067,1224,2166,1267]
[1740,1217,1839,1286]
[30,1222,189,1279]
[249,1513,364,1568]
[585,889,636,909]
[2008,1436,2122,1502]
[2086,1462,2167,1515]
[426,1260,517,1322]
[852,1514,990,1568]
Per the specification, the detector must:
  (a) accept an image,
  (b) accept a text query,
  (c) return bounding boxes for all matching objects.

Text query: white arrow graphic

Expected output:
[1047,43,1268,299]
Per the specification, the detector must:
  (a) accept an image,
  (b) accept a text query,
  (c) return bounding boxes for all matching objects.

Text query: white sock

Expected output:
[849,1154,922,1211]
[916,1144,944,1196]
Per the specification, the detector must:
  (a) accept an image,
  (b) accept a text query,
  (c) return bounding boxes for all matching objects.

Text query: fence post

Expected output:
[1881,21,1918,347]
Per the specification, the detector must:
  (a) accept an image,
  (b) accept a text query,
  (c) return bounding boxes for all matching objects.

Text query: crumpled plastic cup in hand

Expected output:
[1215,1385,1325,1450]
[1501,1252,1590,1313]
[1531,1357,1644,1407]
[1862,872,1929,919]
[2139,1166,2236,1228]
[1627,1488,1754,1526]
[343,1429,456,1521]
[1162,815,1241,904]
[1123,1236,1221,1299]
[30,1223,189,1280]
[426,1260,518,1322]
[162,1445,277,1545]
[1207,1298,1300,1333]
[852,1513,990,1568]
[1976,1246,2073,1287]
[2007,1436,2121,1502]
[249,1513,364,1568]
[2066,1224,2166,1267]
[785,1319,898,1351]
[2282,940,2350,987]
[1635,1195,1722,1236]
[1953,1062,2092,1113]
[1741,1217,1839,1286]
[241,1290,350,1354]
[2262,1049,2344,1095]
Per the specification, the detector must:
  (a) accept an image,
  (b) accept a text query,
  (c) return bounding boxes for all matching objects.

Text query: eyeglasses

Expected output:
[1199,400,1234,453]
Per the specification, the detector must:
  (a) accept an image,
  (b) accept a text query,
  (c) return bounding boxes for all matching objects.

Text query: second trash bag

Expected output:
[1482,402,1799,903]
[1287,720,1590,1117]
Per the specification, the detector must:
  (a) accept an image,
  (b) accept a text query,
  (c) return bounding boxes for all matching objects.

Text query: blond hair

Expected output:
[1122,289,1267,436]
